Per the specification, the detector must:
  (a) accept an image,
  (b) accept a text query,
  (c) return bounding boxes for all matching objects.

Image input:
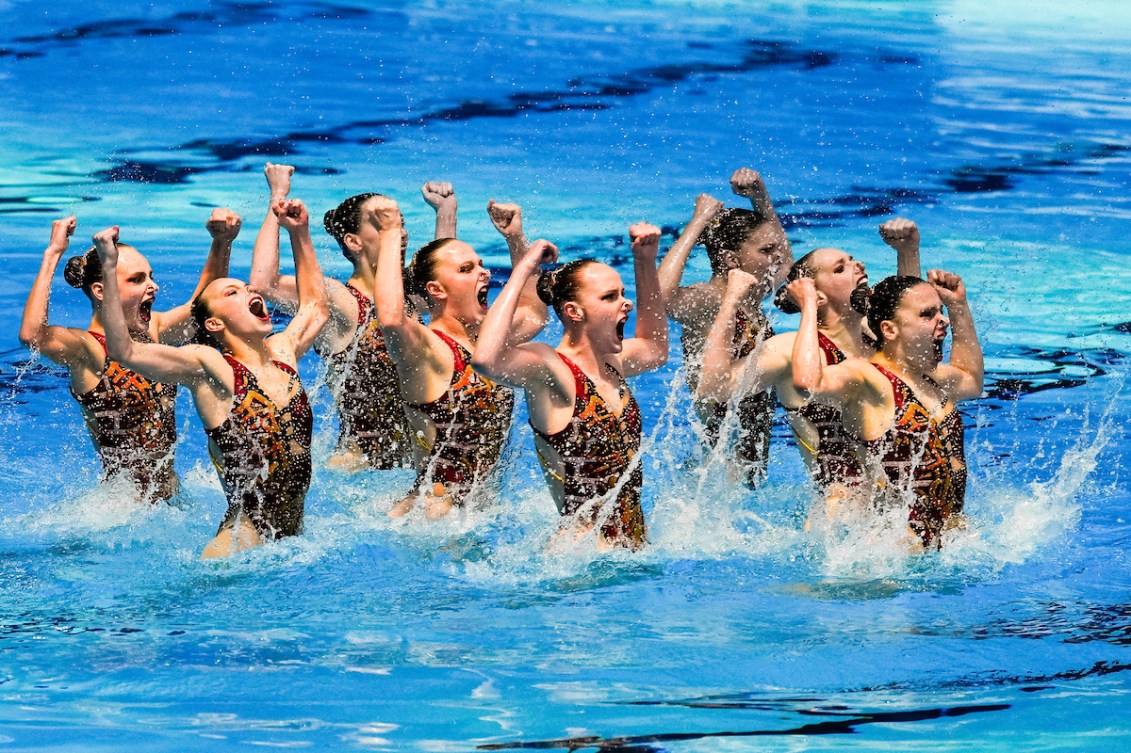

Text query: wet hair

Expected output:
[323,193,383,262]
[535,258,600,316]
[697,207,768,276]
[189,294,220,348]
[63,247,103,298]
[773,250,820,314]
[866,275,927,345]
[408,237,460,303]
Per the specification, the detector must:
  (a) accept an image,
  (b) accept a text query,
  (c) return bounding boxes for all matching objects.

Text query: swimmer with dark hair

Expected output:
[473,224,668,550]
[249,165,449,471]
[789,270,983,549]
[698,219,923,502]
[19,210,239,502]
[374,195,550,520]
[94,199,329,558]
[657,168,793,486]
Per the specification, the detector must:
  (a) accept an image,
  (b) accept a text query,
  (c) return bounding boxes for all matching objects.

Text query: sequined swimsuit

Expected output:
[533,353,646,549]
[322,284,409,468]
[72,331,178,501]
[787,332,865,489]
[865,364,966,548]
[406,330,514,503]
[206,355,313,539]
[691,307,775,486]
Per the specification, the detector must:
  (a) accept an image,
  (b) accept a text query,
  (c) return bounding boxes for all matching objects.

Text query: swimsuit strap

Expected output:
[88,330,108,353]
[343,282,372,326]
[554,352,590,411]
[431,329,469,373]
[817,332,846,364]
[871,363,911,410]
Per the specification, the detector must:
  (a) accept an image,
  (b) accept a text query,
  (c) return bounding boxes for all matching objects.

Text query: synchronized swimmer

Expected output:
[20,163,984,556]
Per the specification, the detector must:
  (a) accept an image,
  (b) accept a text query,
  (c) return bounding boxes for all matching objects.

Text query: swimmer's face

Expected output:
[735,223,792,293]
[883,282,949,367]
[426,240,491,324]
[566,263,632,353]
[199,277,272,342]
[100,245,158,335]
[810,248,868,310]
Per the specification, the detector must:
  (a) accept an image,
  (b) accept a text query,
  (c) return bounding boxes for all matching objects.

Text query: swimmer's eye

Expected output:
[459,263,473,273]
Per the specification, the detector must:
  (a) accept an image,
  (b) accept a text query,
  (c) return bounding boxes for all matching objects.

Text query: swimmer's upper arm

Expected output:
[935,363,983,403]
[24,324,93,368]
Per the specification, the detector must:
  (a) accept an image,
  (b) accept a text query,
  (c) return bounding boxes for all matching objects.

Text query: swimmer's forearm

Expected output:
[19,251,63,349]
[946,299,984,394]
[249,205,292,301]
[697,286,743,401]
[374,230,412,331]
[791,297,824,395]
[895,241,922,278]
[475,255,537,379]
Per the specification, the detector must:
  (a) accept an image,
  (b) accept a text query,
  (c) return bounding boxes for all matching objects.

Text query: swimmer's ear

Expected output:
[90,281,105,303]
[424,279,446,302]
[561,301,584,323]
[342,232,364,257]
[814,289,829,308]
[879,319,898,342]
[204,316,224,335]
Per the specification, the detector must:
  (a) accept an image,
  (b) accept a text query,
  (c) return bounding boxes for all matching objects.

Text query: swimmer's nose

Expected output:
[624,298,634,313]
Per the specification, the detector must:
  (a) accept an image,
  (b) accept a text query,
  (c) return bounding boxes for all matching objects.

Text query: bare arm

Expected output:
[487,199,550,344]
[19,217,91,365]
[789,277,867,405]
[879,218,923,278]
[422,181,458,239]
[155,208,240,344]
[93,226,220,386]
[697,269,788,402]
[372,196,432,363]
[657,193,723,313]
[620,223,669,377]
[271,200,329,361]
[249,163,299,309]
[929,269,983,401]
[730,167,780,224]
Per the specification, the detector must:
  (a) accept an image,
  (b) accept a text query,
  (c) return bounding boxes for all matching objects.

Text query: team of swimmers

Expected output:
[19,164,983,557]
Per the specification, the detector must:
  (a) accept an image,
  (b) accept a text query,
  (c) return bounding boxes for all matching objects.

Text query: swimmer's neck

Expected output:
[818,307,870,358]
[557,333,612,376]
[346,261,376,299]
[429,312,478,349]
[224,337,276,368]
[872,347,938,381]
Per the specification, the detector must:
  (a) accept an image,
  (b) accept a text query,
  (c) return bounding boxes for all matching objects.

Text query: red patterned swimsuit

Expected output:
[533,353,646,549]
[692,307,774,486]
[206,356,313,539]
[406,330,514,503]
[72,331,178,501]
[323,284,409,468]
[866,364,966,548]
[788,332,865,490]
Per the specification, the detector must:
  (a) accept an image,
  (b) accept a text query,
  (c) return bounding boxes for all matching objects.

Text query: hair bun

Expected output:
[773,285,800,315]
[535,268,558,307]
[322,208,338,236]
[63,254,88,288]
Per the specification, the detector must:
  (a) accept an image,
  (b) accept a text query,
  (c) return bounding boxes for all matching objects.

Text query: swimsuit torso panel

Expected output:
[865,363,966,547]
[692,307,775,486]
[72,331,178,500]
[406,330,514,501]
[206,355,313,538]
[532,353,645,548]
[323,283,409,468]
[790,332,866,488]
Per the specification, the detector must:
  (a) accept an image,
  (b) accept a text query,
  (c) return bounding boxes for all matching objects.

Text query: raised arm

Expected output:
[249,162,299,308]
[620,223,669,376]
[153,208,240,345]
[422,181,458,239]
[373,196,431,362]
[657,193,723,313]
[487,199,549,344]
[879,218,923,278]
[697,269,790,402]
[789,277,865,405]
[928,269,983,401]
[471,239,560,388]
[93,226,219,386]
[730,167,780,225]
[19,217,90,365]
[271,199,329,360]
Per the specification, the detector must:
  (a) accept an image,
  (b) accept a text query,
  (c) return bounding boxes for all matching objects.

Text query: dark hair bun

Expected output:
[63,255,87,288]
[774,285,800,315]
[323,208,338,237]
[535,268,557,307]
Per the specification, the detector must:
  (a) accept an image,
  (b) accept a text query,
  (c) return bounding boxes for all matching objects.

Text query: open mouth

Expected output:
[477,286,489,309]
[138,299,153,324]
[932,337,945,360]
[249,296,269,321]
[616,319,626,341]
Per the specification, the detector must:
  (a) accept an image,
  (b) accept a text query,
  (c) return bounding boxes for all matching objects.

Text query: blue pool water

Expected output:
[2,1,1130,750]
